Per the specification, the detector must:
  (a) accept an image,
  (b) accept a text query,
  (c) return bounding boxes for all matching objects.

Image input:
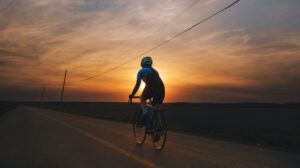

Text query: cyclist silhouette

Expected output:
[129,56,165,124]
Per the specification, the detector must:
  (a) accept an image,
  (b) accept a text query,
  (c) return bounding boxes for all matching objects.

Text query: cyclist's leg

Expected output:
[134,96,147,127]
[141,85,153,116]
[152,93,164,116]
[152,84,165,141]
[140,99,147,116]
[152,83,165,110]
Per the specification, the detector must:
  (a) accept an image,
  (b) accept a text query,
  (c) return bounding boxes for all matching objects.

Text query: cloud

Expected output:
[0,49,30,58]
[0,0,299,102]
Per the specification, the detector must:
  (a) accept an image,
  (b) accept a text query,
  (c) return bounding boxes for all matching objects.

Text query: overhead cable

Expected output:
[72,0,240,83]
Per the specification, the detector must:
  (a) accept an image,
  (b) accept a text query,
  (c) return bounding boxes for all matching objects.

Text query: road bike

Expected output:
[129,96,167,151]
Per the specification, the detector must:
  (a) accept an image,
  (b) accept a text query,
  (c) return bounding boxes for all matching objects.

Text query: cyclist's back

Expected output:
[138,67,163,86]
[129,56,165,108]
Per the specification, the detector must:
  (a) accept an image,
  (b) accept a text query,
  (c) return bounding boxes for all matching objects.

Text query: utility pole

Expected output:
[41,86,45,101]
[60,69,67,105]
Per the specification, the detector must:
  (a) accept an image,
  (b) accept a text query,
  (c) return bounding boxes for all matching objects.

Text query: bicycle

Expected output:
[129,96,167,151]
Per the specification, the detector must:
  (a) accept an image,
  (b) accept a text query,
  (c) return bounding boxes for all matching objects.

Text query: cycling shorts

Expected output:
[142,82,165,104]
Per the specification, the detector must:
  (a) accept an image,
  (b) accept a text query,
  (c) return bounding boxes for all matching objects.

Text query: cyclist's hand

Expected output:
[129,94,133,104]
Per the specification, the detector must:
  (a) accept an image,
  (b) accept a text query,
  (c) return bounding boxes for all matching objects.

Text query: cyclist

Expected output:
[129,56,165,126]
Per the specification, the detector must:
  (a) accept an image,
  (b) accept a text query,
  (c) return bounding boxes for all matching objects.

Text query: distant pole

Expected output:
[60,69,67,105]
[41,86,45,101]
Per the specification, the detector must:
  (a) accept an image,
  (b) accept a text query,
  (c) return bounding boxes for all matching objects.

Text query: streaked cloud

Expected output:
[0,0,299,102]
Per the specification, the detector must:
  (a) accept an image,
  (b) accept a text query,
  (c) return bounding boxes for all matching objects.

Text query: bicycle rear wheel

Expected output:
[152,111,167,150]
[133,110,147,145]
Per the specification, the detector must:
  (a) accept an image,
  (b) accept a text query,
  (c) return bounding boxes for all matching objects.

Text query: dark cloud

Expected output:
[241,38,300,55]
[263,43,299,51]
[0,49,29,58]
[0,59,15,66]
[65,0,122,13]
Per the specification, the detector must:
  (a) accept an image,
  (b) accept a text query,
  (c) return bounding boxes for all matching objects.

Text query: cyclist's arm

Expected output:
[131,70,142,96]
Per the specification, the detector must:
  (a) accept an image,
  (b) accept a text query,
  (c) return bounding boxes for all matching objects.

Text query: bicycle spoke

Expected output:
[152,111,167,151]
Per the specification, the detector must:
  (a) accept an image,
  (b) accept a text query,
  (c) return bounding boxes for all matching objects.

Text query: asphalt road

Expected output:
[0,106,299,168]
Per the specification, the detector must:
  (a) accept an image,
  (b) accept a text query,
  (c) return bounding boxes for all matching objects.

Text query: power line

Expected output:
[71,0,240,83]
[106,0,178,53]
[145,0,202,40]
[101,0,202,70]
[67,0,178,84]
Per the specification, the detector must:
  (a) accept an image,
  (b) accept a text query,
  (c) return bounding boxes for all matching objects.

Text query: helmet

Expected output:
[141,56,153,67]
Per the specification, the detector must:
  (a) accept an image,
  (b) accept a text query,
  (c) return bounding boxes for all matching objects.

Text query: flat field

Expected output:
[1,101,299,153]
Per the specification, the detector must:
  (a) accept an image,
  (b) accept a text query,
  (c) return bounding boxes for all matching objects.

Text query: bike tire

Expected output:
[133,110,147,145]
[152,111,167,151]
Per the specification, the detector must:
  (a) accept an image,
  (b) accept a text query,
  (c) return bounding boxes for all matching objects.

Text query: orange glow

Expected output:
[140,82,146,91]
[1,0,299,102]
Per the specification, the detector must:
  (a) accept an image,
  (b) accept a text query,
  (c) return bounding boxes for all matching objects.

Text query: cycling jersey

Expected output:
[131,67,165,104]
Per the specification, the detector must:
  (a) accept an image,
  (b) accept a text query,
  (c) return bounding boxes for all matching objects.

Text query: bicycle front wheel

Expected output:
[133,110,147,145]
[152,111,167,151]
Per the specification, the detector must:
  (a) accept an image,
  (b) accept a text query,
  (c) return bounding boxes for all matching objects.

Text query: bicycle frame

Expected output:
[129,96,153,108]
[129,95,167,150]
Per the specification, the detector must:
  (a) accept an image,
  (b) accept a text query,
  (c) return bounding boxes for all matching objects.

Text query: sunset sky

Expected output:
[0,0,299,102]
